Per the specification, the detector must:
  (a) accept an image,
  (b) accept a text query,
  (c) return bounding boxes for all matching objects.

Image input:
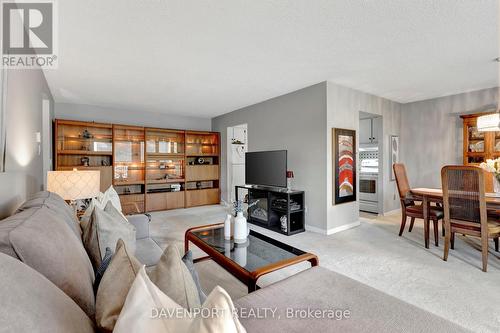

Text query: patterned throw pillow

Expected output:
[94,247,114,294]
[182,250,207,303]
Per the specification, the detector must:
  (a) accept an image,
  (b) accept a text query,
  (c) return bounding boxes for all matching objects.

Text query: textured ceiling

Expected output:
[44,0,499,117]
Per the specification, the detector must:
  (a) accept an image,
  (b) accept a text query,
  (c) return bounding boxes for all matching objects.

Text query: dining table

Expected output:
[410,188,500,248]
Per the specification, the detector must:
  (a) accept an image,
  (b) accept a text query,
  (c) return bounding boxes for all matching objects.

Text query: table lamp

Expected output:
[47,169,100,212]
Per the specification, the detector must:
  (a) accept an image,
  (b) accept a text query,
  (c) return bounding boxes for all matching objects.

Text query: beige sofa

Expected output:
[0,191,469,332]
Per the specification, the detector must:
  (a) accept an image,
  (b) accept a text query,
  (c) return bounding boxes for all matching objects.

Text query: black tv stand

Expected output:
[235,185,305,236]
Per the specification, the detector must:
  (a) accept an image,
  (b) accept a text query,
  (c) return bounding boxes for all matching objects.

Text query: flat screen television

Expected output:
[245,150,287,188]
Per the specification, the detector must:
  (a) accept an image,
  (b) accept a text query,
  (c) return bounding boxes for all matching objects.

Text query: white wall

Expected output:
[400,87,497,188]
[0,69,54,218]
[55,102,211,131]
[326,82,401,231]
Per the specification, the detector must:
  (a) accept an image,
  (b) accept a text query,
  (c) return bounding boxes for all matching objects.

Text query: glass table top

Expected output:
[191,227,306,272]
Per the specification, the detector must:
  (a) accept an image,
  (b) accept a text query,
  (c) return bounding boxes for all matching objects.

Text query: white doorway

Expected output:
[226,124,247,203]
[42,99,52,189]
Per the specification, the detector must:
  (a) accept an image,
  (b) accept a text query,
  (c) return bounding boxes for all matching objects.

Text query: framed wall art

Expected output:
[390,135,399,181]
[333,128,356,204]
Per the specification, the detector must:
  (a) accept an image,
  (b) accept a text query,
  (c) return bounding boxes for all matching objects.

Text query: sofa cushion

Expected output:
[135,237,163,267]
[96,239,142,333]
[15,191,81,238]
[114,267,245,333]
[0,208,37,258]
[149,245,201,310]
[0,252,95,333]
[235,266,469,333]
[126,214,150,240]
[4,206,95,318]
[82,202,136,269]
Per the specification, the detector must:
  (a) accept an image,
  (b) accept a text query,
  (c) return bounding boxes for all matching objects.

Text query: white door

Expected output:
[359,118,372,144]
[42,99,51,189]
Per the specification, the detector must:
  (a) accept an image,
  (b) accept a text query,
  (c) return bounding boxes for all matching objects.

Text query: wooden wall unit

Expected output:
[185,131,220,208]
[186,165,219,181]
[461,113,496,191]
[144,128,186,212]
[112,125,146,215]
[186,188,220,207]
[54,119,113,192]
[461,113,500,165]
[55,119,220,212]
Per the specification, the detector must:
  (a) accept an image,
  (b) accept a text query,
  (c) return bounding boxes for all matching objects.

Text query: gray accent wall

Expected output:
[401,87,498,189]
[212,83,328,231]
[213,81,402,233]
[55,103,211,131]
[0,69,54,219]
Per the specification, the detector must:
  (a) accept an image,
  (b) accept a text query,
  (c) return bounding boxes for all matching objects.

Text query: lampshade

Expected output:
[47,170,100,201]
[477,113,500,132]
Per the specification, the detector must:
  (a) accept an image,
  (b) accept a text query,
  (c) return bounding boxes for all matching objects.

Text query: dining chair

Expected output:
[393,163,443,248]
[441,165,500,272]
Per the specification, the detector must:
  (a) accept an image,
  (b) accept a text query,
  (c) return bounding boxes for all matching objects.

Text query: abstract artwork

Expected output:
[390,135,399,181]
[333,128,356,204]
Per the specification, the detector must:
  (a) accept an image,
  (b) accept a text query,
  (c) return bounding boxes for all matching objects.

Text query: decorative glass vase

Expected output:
[233,211,248,244]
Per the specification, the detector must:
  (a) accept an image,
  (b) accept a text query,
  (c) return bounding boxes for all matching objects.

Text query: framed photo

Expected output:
[390,135,399,181]
[333,128,356,204]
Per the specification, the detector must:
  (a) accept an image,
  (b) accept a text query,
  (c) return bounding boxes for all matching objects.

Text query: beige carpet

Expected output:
[149,205,500,333]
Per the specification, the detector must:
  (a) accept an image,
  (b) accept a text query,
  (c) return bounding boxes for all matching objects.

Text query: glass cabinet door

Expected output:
[145,130,184,155]
[493,131,500,153]
[466,122,485,164]
[185,132,219,156]
[113,126,145,184]
[145,129,186,192]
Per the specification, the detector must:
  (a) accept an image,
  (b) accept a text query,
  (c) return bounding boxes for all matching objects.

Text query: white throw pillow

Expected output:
[102,185,123,213]
[114,267,246,333]
[81,186,124,225]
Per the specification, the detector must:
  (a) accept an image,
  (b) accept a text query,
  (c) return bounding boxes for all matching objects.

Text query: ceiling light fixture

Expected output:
[477,57,500,131]
[477,113,500,132]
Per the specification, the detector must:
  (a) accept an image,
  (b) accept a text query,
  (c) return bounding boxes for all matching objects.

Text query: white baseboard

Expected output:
[306,220,361,235]
[305,225,327,234]
[381,208,401,216]
[326,221,360,235]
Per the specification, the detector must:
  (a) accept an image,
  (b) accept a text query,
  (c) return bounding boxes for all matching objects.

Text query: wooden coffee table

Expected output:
[185,223,318,293]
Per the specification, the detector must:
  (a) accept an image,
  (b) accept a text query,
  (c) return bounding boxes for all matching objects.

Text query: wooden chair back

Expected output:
[441,165,487,235]
[393,163,411,204]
